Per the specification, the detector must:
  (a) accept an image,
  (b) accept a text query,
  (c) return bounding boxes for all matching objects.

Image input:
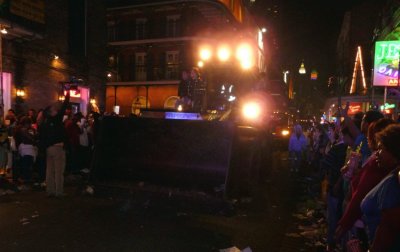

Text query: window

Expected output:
[107,21,116,41]
[135,53,147,81]
[165,51,179,80]
[136,18,147,40]
[166,15,180,37]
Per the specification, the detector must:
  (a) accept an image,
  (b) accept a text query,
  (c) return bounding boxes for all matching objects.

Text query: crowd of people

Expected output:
[0,88,98,197]
[290,105,400,252]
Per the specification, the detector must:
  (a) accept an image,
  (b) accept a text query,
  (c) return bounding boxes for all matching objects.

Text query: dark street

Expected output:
[0,151,307,252]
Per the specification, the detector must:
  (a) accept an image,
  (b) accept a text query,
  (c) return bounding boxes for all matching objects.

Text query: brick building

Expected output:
[106,0,265,115]
[0,0,107,115]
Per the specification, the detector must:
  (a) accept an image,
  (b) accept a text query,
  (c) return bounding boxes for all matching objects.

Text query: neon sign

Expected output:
[373,41,400,87]
[348,102,362,115]
[310,70,318,80]
[64,90,81,98]
[380,103,396,110]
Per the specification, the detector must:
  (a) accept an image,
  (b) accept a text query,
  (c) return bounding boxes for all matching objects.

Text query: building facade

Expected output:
[328,0,400,120]
[0,0,107,115]
[106,0,265,115]
[336,0,382,95]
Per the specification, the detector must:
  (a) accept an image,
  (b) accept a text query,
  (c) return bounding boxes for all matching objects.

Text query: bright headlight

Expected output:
[217,46,230,62]
[240,59,253,70]
[199,47,212,61]
[236,43,254,70]
[281,129,290,136]
[242,102,261,120]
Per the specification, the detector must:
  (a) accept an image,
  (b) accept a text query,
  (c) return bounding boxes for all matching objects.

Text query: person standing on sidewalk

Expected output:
[321,126,349,251]
[42,87,70,197]
[289,124,307,172]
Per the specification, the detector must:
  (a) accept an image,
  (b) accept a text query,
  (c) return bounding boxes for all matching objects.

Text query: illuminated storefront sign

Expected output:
[64,90,81,98]
[380,103,396,111]
[373,41,400,87]
[348,102,362,115]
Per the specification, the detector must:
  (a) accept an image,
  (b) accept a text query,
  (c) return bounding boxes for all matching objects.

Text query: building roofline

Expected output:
[107,0,241,24]
[108,36,215,46]
[107,80,180,86]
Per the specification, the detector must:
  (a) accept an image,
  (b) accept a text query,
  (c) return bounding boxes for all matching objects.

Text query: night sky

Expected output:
[251,0,378,80]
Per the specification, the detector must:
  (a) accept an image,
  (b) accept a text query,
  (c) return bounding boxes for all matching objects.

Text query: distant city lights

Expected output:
[299,61,306,74]
[283,70,289,83]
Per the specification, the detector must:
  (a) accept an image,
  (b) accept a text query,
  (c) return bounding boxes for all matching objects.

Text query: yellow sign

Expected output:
[10,0,45,24]
[388,79,398,86]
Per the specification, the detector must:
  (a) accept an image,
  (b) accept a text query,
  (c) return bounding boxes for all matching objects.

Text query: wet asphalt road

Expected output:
[0,151,304,252]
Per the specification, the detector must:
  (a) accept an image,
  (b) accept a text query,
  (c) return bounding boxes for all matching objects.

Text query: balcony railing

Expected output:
[108,21,182,42]
[118,65,181,82]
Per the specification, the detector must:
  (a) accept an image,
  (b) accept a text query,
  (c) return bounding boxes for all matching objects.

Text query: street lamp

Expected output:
[299,61,306,75]
[16,88,26,98]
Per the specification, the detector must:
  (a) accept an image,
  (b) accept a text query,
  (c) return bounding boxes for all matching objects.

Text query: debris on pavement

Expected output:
[285,232,302,238]
[80,168,90,174]
[20,217,30,225]
[240,197,252,204]
[85,186,94,195]
[241,247,252,252]
[31,211,39,218]
[220,246,252,252]
[283,175,329,250]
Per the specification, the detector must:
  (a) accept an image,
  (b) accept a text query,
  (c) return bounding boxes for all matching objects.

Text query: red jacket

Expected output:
[65,119,80,147]
[371,207,400,251]
[338,153,393,231]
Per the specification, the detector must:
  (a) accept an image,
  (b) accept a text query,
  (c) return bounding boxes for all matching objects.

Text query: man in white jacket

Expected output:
[289,124,307,172]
